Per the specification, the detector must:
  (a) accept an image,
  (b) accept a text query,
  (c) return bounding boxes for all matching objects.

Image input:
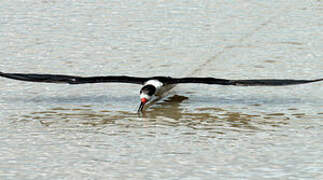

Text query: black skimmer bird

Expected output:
[0,71,322,112]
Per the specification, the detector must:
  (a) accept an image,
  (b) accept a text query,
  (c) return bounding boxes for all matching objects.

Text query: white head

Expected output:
[138,84,156,112]
[138,79,164,112]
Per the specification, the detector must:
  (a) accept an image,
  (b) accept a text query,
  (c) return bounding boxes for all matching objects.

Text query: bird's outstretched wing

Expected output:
[1,72,322,86]
[0,71,149,85]
[165,77,323,86]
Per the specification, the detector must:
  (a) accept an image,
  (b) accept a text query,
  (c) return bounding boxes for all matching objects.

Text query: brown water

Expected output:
[0,0,323,179]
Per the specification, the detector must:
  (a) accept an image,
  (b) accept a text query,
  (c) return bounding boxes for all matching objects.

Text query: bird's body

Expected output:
[144,80,164,94]
[0,71,322,112]
[143,80,175,96]
[138,79,176,111]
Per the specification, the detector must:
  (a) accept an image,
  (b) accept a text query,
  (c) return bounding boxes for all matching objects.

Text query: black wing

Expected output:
[0,71,149,85]
[1,72,322,86]
[165,77,323,86]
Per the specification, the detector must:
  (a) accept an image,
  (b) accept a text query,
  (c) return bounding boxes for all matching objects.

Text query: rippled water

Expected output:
[1,0,323,179]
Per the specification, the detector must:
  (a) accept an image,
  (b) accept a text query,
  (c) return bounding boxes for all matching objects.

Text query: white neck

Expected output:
[144,80,163,89]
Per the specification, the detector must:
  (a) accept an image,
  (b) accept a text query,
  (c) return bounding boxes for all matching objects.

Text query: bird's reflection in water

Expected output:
[141,95,290,131]
[9,95,294,135]
[142,95,189,120]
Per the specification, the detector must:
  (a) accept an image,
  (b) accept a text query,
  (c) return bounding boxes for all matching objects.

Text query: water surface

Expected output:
[0,0,323,179]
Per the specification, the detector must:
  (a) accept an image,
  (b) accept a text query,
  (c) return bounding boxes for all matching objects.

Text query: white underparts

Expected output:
[140,80,164,100]
[144,80,163,89]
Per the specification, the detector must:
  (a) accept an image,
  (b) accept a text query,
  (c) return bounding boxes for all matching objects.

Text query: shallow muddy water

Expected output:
[0,0,322,179]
